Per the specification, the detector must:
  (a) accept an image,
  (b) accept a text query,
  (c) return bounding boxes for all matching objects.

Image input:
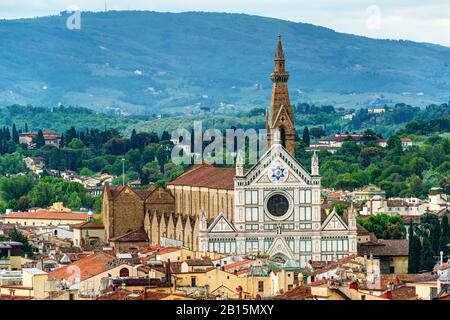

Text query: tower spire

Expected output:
[275,33,285,62]
[266,33,295,156]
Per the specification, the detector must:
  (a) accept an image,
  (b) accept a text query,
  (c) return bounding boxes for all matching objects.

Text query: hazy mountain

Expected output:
[0,10,449,114]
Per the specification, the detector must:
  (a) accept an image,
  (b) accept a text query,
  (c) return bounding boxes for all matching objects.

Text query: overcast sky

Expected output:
[2,0,450,47]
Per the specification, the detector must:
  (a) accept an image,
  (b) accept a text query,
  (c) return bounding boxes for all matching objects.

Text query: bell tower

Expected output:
[266,33,295,156]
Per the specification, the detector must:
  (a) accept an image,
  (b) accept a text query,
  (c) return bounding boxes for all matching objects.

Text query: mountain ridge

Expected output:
[0,10,449,114]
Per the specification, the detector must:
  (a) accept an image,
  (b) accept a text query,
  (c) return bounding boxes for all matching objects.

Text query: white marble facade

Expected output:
[198,132,358,267]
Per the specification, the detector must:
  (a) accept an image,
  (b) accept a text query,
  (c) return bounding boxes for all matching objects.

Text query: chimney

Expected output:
[165,259,171,285]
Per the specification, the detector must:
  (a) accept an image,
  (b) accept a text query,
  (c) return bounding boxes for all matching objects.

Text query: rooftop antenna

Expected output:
[105,0,108,12]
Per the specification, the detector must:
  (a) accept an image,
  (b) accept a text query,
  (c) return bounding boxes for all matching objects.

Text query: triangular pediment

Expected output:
[208,213,236,233]
[321,210,348,231]
[267,237,295,260]
[247,146,311,186]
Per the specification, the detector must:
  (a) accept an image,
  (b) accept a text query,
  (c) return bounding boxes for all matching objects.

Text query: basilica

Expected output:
[103,34,357,266]
[198,34,357,266]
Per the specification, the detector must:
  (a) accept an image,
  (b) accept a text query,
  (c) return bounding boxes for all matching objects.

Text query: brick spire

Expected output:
[267,33,295,156]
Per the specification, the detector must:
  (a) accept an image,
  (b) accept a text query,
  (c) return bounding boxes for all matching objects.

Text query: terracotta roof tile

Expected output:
[4,212,100,221]
[358,239,409,257]
[48,252,120,282]
[72,221,104,229]
[167,163,235,190]
[184,257,214,267]
[277,285,312,300]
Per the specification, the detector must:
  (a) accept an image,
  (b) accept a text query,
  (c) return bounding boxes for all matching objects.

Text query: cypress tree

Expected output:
[130,129,139,149]
[420,237,435,272]
[431,223,441,255]
[302,126,310,146]
[12,123,19,144]
[5,127,10,141]
[59,133,65,148]
[35,129,45,148]
[24,123,28,132]
[439,215,450,260]
[408,222,421,273]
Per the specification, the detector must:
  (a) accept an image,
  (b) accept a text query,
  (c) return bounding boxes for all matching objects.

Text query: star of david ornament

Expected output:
[268,160,288,183]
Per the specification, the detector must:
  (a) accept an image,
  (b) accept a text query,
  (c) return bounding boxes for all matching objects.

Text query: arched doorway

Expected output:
[119,268,129,278]
[271,253,288,264]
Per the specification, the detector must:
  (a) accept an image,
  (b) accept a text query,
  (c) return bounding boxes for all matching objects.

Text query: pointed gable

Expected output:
[208,212,237,233]
[267,237,295,259]
[321,209,348,231]
[243,143,312,187]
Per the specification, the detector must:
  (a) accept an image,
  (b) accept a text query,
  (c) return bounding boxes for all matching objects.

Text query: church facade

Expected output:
[198,35,357,266]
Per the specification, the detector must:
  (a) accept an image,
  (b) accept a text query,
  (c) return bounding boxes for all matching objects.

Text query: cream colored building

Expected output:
[173,267,272,299]
[72,221,105,249]
[48,252,136,297]
[0,268,48,299]
[2,211,98,227]
[353,185,386,202]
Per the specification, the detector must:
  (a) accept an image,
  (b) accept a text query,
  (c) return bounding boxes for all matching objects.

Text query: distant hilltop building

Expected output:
[102,34,358,266]
[19,131,61,149]
[308,134,387,153]
[368,107,386,114]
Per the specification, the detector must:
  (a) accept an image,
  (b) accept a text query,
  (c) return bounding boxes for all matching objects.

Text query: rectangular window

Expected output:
[258,281,264,292]
[264,224,276,230]
[305,190,311,203]
[300,207,305,220]
[245,191,258,204]
[321,240,326,252]
[343,239,349,251]
[264,238,274,251]
[246,239,259,252]
[245,191,252,204]
[300,255,312,268]
[245,208,258,221]
[337,240,343,251]
[300,190,305,203]
[252,191,258,204]
[286,238,295,251]
[305,207,311,220]
[300,240,312,252]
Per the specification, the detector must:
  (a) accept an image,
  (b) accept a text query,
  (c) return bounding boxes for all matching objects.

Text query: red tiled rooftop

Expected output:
[156,247,181,255]
[167,163,236,190]
[3,211,100,221]
[223,260,254,270]
[48,252,120,282]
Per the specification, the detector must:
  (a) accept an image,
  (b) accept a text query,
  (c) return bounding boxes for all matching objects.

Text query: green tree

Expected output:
[34,129,45,148]
[439,215,450,260]
[409,232,422,273]
[331,203,348,216]
[67,192,82,210]
[302,127,310,147]
[9,228,33,258]
[12,123,19,144]
[420,237,435,272]
[357,214,406,239]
